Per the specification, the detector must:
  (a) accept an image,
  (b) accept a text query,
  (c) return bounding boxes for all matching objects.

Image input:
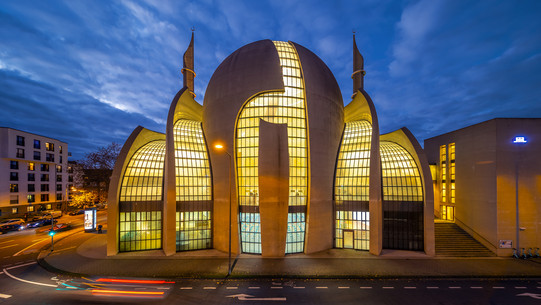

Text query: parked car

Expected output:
[68,210,85,216]
[26,218,57,229]
[0,218,25,233]
[42,210,63,219]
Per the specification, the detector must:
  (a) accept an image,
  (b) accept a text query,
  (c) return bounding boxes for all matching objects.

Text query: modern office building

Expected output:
[0,127,71,218]
[425,118,541,256]
[108,34,434,257]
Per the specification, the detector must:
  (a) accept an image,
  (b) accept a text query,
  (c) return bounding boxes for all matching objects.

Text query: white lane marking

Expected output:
[0,293,12,299]
[203,287,216,290]
[427,287,439,289]
[404,287,416,289]
[13,239,47,256]
[180,287,192,290]
[271,287,283,289]
[227,294,286,301]
[53,246,76,252]
[470,287,483,289]
[293,287,305,289]
[6,262,36,269]
[338,287,350,289]
[0,240,15,245]
[360,287,373,289]
[0,272,3,275]
[515,287,527,289]
[248,287,260,289]
[0,244,18,250]
[517,293,541,300]
[383,287,394,289]
[226,287,238,290]
[3,268,57,288]
[316,287,328,289]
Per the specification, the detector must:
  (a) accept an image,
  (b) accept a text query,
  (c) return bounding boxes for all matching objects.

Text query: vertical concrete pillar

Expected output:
[258,120,289,257]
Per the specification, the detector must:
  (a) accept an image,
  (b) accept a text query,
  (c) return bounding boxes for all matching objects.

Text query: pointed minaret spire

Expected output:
[352,32,365,95]
[182,28,196,98]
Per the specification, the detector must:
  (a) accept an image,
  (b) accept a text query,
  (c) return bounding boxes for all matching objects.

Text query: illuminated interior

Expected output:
[334,120,372,250]
[439,145,447,203]
[449,143,455,204]
[119,141,165,252]
[235,41,308,254]
[173,119,212,251]
[380,141,424,250]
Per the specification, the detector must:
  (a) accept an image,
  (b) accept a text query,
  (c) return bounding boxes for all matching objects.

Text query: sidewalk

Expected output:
[37,233,541,279]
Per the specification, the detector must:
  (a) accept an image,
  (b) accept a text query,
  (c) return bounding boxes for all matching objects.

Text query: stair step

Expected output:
[434,223,495,257]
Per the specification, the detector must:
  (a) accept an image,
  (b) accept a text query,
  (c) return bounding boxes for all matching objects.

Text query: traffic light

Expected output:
[49,230,56,236]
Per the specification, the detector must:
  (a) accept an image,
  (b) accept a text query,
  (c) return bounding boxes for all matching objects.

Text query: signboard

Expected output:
[513,136,527,144]
[84,209,97,232]
[499,240,513,248]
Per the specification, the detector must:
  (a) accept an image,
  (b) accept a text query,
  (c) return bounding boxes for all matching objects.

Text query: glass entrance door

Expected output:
[343,230,354,249]
[440,205,455,221]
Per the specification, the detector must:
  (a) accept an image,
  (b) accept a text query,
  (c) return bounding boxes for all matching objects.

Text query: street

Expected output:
[0,211,540,304]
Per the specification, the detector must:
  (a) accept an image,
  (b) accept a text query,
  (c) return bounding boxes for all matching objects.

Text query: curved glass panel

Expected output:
[380,141,424,250]
[334,120,372,250]
[173,119,212,251]
[119,140,165,252]
[236,41,308,254]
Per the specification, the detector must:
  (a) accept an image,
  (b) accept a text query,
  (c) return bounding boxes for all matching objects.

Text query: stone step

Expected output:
[434,223,495,257]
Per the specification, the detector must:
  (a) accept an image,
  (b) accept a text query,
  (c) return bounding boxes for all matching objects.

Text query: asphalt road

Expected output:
[1,211,540,304]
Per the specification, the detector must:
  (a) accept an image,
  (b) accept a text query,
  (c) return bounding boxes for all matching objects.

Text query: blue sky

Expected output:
[1,0,540,159]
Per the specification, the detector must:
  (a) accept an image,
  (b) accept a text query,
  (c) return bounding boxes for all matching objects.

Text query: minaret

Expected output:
[352,33,365,95]
[182,29,196,98]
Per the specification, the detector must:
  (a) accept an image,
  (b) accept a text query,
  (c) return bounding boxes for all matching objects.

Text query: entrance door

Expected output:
[440,205,455,221]
[343,230,354,249]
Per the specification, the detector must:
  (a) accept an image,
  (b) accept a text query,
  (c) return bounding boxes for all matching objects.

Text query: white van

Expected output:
[43,210,63,219]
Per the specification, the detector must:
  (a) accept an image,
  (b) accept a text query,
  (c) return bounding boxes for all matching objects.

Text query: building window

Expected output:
[68,175,73,182]
[449,143,456,204]
[28,173,35,181]
[34,151,41,160]
[235,41,308,255]
[56,174,62,182]
[10,195,19,205]
[41,194,49,202]
[27,194,35,203]
[67,165,73,173]
[41,174,49,181]
[119,141,165,252]
[10,160,19,169]
[28,162,35,171]
[56,184,62,191]
[28,184,35,192]
[56,165,62,172]
[59,145,63,154]
[16,135,25,146]
[16,148,25,158]
[59,155,63,163]
[46,204,52,210]
[46,153,54,162]
[45,142,54,151]
[41,164,49,171]
[56,193,62,201]
[439,145,447,203]
[10,172,18,181]
[12,207,18,214]
[10,184,19,192]
[27,206,34,212]
[34,140,40,149]
[41,184,49,192]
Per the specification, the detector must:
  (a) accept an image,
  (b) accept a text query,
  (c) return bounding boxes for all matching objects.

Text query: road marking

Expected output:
[226,287,238,290]
[203,287,216,290]
[404,287,416,289]
[293,287,305,289]
[0,293,12,299]
[248,287,260,289]
[427,287,439,289]
[515,287,527,289]
[180,287,192,290]
[53,246,76,252]
[6,262,36,269]
[3,267,57,288]
[0,244,18,250]
[360,287,372,289]
[0,240,15,244]
[13,238,47,256]
[316,287,328,289]
[470,287,483,289]
[517,293,541,300]
[227,294,286,301]
[338,287,350,289]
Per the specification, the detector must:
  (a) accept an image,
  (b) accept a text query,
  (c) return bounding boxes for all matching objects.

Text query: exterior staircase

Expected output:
[435,222,495,257]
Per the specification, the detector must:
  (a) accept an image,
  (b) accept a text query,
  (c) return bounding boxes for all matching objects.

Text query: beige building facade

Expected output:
[425,118,541,256]
[108,35,434,257]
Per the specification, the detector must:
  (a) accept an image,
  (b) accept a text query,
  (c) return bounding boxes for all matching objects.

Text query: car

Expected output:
[69,210,85,216]
[42,210,63,218]
[26,218,57,229]
[0,218,26,232]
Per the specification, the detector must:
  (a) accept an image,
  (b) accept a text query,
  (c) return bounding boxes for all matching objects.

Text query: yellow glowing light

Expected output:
[214,144,224,149]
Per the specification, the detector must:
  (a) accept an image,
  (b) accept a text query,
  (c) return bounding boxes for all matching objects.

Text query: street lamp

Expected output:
[214,143,233,276]
[512,136,527,255]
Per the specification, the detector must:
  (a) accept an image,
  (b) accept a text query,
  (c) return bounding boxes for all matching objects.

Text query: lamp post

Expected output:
[214,144,232,276]
[512,136,527,254]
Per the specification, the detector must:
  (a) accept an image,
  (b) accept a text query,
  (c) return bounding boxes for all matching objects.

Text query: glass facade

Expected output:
[235,41,308,254]
[334,120,372,250]
[380,141,424,250]
[449,143,456,204]
[439,145,447,203]
[119,141,165,252]
[173,119,213,251]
